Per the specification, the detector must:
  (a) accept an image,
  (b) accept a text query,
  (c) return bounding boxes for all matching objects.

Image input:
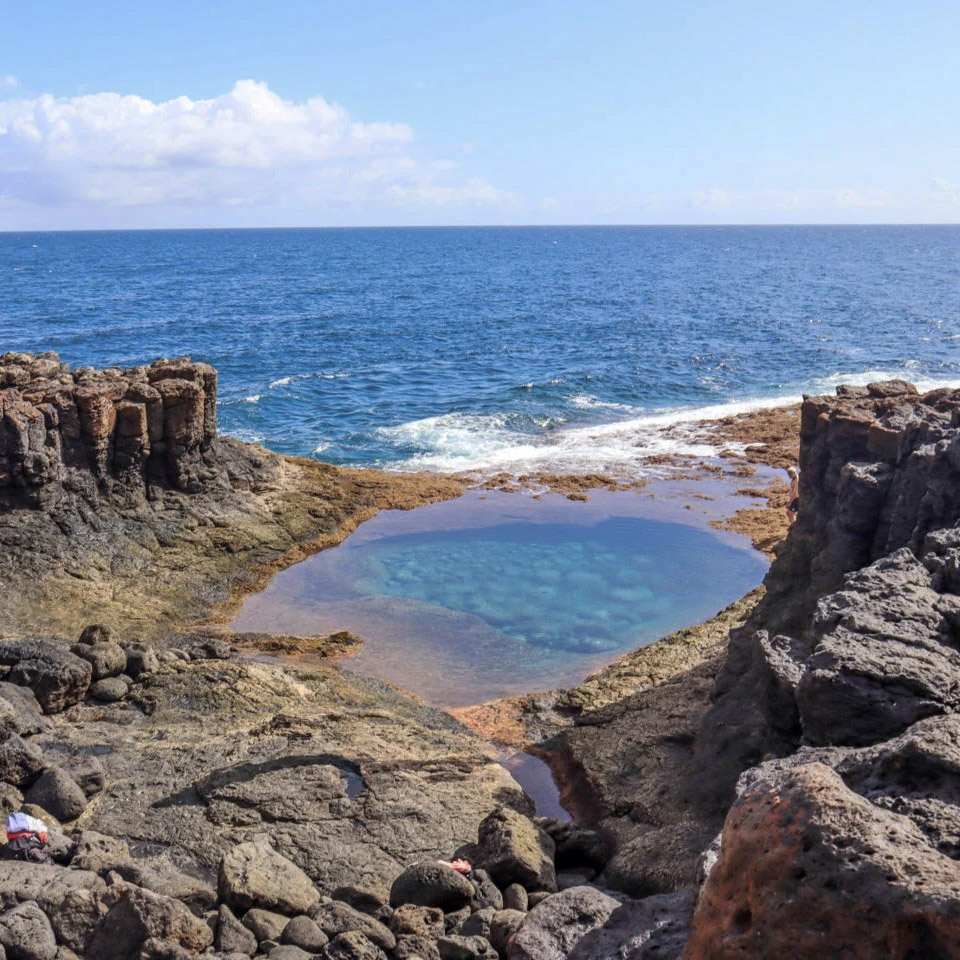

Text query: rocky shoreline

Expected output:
[5,352,960,958]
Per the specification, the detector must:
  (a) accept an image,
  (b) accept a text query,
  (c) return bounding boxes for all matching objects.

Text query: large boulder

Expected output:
[0,734,43,787]
[507,887,621,960]
[307,901,396,952]
[0,900,56,960]
[79,642,127,681]
[319,931,388,960]
[0,639,92,713]
[282,915,329,951]
[24,767,87,822]
[474,809,557,893]
[218,836,320,916]
[389,863,476,911]
[214,904,257,956]
[85,884,213,960]
[685,762,960,959]
[0,684,48,737]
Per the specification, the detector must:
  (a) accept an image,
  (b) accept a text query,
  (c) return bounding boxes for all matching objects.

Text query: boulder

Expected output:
[267,947,312,960]
[0,734,44,787]
[390,863,476,911]
[85,884,213,960]
[71,831,130,874]
[0,684,48,737]
[218,836,320,916]
[502,884,528,913]
[394,934,441,960]
[124,645,160,680]
[24,767,87,822]
[535,819,611,872]
[489,910,525,955]
[281,915,329,951]
[566,892,692,960]
[470,869,503,911]
[65,756,105,798]
[389,904,445,939]
[459,908,494,940]
[80,643,127,681]
[0,785,22,818]
[436,935,497,960]
[319,931,388,960]
[685,762,960,959]
[331,885,391,922]
[308,901,396,952]
[506,887,621,960]
[89,678,128,702]
[214,904,257,957]
[240,908,289,943]
[474,809,557,893]
[78,625,116,646]
[0,901,57,960]
[0,639,92,713]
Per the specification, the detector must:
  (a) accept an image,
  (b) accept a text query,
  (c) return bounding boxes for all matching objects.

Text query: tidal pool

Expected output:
[232,490,768,706]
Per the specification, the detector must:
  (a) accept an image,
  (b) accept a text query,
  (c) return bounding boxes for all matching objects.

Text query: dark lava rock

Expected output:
[267,946,312,960]
[0,639,91,713]
[308,901,396,952]
[240,909,289,943]
[89,677,128,702]
[474,809,557,893]
[444,907,472,935]
[219,836,320,916]
[489,910,525,956]
[124,643,160,679]
[0,732,44,786]
[216,904,258,956]
[331,885,391,922]
[389,863,476,911]
[281,914,329,951]
[318,931,388,960]
[506,887,621,960]
[0,900,57,960]
[556,869,595,890]
[502,884,528,913]
[80,642,126,680]
[459,907,494,940]
[470,869,503,911]
[535,819,612,872]
[389,904,445,939]
[394,934,441,960]
[437,934,498,960]
[24,766,87,822]
[0,682,49,737]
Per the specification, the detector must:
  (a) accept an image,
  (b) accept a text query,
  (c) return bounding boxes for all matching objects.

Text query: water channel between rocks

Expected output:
[231,486,770,816]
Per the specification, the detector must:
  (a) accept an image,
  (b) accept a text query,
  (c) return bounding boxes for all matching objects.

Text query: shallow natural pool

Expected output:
[232,490,768,706]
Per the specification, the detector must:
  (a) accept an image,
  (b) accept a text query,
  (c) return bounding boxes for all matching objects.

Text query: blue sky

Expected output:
[1,0,959,227]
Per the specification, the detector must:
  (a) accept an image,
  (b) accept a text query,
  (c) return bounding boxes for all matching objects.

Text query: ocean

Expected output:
[4,225,960,477]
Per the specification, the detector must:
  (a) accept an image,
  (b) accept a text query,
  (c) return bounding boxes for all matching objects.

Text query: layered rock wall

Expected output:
[0,351,219,509]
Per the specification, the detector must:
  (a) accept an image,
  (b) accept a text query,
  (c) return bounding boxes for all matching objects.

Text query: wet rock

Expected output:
[318,931,387,960]
[389,904,445,939]
[502,884,527,913]
[0,640,91,714]
[80,642,127,681]
[124,644,160,680]
[308,901,395,952]
[89,677,128,702]
[0,732,44,786]
[474,809,556,893]
[390,864,476,911]
[436,935,497,960]
[281,915,329,951]
[489,910,525,955]
[215,904,257,956]
[219,836,320,916]
[506,887,621,960]
[0,900,57,960]
[85,884,214,960]
[24,766,87,822]
[686,762,960,960]
[240,909,289,943]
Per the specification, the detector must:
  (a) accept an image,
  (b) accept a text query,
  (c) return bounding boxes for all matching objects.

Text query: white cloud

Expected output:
[0,80,506,220]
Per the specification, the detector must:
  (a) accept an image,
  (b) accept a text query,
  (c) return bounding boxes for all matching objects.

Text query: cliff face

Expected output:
[683,381,960,959]
[1,351,220,510]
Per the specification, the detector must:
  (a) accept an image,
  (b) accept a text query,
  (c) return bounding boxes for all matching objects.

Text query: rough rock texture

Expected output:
[389,864,478,911]
[24,767,87,822]
[218,836,320,916]
[0,640,92,714]
[507,887,621,960]
[0,900,57,960]
[474,808,556,893]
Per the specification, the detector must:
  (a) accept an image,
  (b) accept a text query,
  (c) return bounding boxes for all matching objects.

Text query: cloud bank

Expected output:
[0,80,509,225]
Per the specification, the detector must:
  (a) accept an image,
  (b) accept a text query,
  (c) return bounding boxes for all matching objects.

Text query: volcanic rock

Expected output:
[218,836,320,916]
[308,901,395,952]
[390,864,476,911]
[474,808,556,893]
[281,915,329,951]
[24,766,87,822]
[215,904,258,956]
[0,732,44,786]
[0,639,91,713]
[507,887,621,960]
[319,931,388,960]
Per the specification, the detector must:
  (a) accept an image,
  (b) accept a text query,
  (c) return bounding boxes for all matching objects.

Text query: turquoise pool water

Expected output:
[232,491,767,705]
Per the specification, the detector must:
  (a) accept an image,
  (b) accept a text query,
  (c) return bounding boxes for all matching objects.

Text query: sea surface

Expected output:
[4,225,960,477]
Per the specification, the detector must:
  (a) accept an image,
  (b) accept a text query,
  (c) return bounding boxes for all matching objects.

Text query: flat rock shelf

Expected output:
[232,490,768,706]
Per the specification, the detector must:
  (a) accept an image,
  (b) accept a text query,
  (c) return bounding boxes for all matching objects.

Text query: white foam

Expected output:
[244,394,261,404]
[269,376,294,388]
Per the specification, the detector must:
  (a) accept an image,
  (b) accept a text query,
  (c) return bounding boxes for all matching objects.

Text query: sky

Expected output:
[1,0,959,229]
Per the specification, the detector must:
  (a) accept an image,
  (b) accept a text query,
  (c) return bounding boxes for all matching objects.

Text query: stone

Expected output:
[319,931,388,960]
[444,907,471,935]
[18,805,59,830]
[474,809,556,893]
[187,638,231,661]
[0,733,43,787]
[267,947,312,960]
[281,914,329,951]
[0,784,22,817]
[215,904,258,957]
[0,683,48,737]
[469,869,502,911]
[61,755,104,798]
[136,940,192,960]
[24,767,87,822]
[0,901,57,960]
[85,884,214,960]
[556,869,595,890]
[0,639,92,713]
[79,642,127,681]
[390,863,476,911]
[219,835,320,916]
[489,910,525,956]
[71,830,130,873]
[535,819,612,872]
[308,901,396,952]
[685,762,960,960]
[502,884,527,913]
[459,908,494,940]
[240,908,289,943]
[389,904,445,940]
[124,644,160,680]
[436,935,497,960]
[394,934,441,960]
[506,887,621,960]
[89,677,128,702]
[78,624,115,646]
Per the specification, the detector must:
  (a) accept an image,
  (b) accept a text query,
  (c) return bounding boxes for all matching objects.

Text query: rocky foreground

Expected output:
[5,353,960,958]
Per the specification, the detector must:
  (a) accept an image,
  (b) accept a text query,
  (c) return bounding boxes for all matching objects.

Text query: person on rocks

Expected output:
[2,812,52,863]
[786,466,800,525]
[438,857,474,878]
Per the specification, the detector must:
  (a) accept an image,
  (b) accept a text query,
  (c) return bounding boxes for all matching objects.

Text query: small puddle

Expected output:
[501,751,570,821]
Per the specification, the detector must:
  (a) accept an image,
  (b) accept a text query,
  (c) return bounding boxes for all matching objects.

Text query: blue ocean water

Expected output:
[3,225,960,476]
